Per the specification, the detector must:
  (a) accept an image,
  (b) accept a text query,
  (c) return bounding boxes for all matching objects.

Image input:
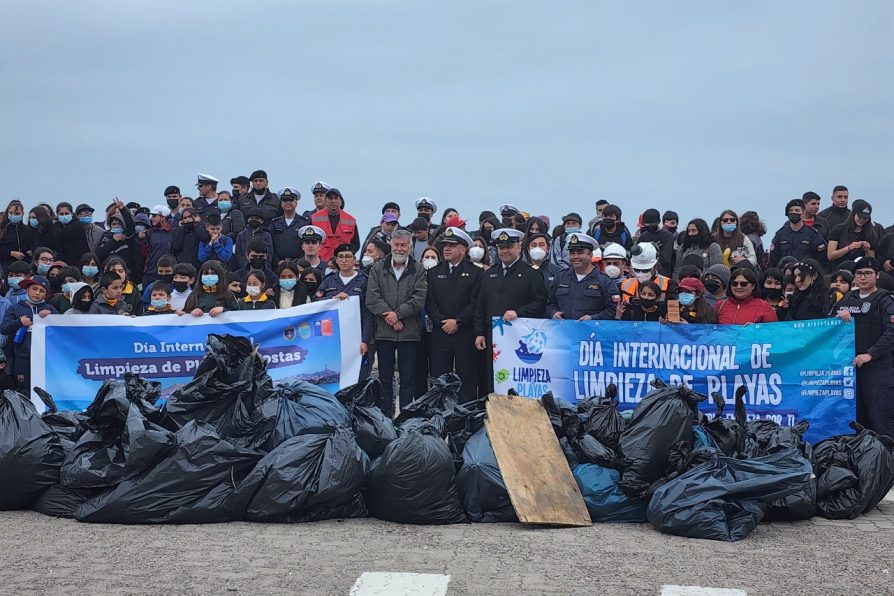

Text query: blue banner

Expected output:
[492,317,856,442]
[31,298,362,412]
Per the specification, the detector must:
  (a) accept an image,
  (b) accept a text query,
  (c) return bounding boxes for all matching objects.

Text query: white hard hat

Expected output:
[602,243,628,261]
[630,242,659,269]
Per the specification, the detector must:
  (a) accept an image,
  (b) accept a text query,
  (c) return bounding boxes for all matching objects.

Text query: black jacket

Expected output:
[269,214,311,262]
[0,222,35,272]
[474,259,547,336]
[237,191,282,226]
[426,260,482,334]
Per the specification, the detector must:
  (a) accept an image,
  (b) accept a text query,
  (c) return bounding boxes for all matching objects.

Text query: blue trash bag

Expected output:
[573,463,647,523]
[455,427,517,523]
[647,448,812,541]
[692,425,718,450]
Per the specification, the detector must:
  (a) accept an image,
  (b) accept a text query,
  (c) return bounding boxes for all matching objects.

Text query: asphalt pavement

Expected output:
[1,494,892,595]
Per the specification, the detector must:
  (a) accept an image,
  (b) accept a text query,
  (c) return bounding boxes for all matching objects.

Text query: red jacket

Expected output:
[715,295,779,325]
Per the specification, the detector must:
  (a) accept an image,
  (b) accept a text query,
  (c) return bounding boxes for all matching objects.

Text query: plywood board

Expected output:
[485,394,591,526]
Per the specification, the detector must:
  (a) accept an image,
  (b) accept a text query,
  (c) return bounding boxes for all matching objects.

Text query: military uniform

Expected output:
[427,238,482,402]
[474,229,548,394]
[547,268,619,320]
[769,223,826,268]
[831,288,894,437]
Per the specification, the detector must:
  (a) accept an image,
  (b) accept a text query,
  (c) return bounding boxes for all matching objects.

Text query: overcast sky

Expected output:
[1,1,891,233]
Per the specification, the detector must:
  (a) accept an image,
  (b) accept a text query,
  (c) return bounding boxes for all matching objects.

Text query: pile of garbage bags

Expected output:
[2,335,893,541]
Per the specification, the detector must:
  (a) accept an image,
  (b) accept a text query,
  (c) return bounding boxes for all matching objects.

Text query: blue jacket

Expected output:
[1,299,59,375]
[198,236,235,265]
[314,271,373,343]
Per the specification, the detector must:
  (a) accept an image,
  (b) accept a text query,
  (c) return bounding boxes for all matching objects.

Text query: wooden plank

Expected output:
[485,394,591,527]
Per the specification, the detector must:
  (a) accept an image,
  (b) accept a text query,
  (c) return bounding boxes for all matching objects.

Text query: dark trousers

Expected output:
[857,366,894,438]
[430,329,479,402]
[376,340,418,416]
[414,331,432,398]
[479,335,495,396]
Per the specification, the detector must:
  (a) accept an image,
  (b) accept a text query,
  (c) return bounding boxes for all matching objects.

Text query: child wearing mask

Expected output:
[64,283,94,314]
[88,271,129,314]
[226,274,244,300]
[180,261,238,316]
[272,262,306,309]
[616,281,667,322]
[5,261,32,306]
[79,253,101,289]
[50,267,83,312]
[239,270,275,310]
[170,262,196,310]
[1,276,58,392]
[142,281,175,315]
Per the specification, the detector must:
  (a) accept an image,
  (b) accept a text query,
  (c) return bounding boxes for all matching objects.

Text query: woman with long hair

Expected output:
[27,205,61,254]
[759,267,786,316]
[675,277,717,323]
[712,209,757,269]
[784,259,833,321]
[715,267,778,324]
[181,260,238,316]
[673,218,722,279]
[739,210,768,269]
[827,200,878,267]
[0,199,34,272]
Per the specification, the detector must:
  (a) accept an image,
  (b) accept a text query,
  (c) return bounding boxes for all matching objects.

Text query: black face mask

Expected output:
[602,220,617,232]
[639,297,658,309]
[49,277,62,292]
[482,229,492,241]
[645,224,659,233]
[249,257,266,269]
[172,281,189,293]
[666,226,677,234]
[704,279,723,293]
[158,274,174,284]
[75,300,92,312]
[181,221,194,229]
[166,199,179,209]
[787,213,802,224]
[764,287,783,299]
[248,220,262,230]
[303,280,319,293]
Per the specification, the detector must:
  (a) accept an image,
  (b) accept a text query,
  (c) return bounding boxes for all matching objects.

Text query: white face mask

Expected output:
[392,252,408,265]
[604,265,621,279]
[469,247,485,262]
[361,255,374,267]
[529,247,547,262]
[422,258,438,270]
[246,286,261,297]
[634,271,652,283]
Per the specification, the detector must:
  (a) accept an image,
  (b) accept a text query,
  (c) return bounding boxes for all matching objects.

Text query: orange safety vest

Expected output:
[619,274,671,302]
[311,209,357,261]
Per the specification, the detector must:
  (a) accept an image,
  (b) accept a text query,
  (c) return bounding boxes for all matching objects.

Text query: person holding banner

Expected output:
[474,228,547,394]
[180,261,238,316]
[0,276,58,392]
[546,233,618,321]
[834,256,894,437]
[715,268,779,324]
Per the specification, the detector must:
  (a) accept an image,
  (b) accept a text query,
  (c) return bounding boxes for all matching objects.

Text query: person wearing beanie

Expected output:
[768,198,826,269]
[636,208,676,275]
[701,263,731,308]
[236,169,282,226]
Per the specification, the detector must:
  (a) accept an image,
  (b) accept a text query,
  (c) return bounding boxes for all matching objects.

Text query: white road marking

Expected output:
[661,586,747,596]
[350,572,451,596]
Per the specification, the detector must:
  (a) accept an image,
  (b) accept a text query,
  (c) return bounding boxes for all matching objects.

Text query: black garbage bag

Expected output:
[335,378,397,459]
[704,387,747,457]
[575,434,631,470]
[60,394,176,490]
[366,421,467,524]
[744,418,811,459]
[617,380,706,498]
[270,382,351,448]
[0,391,65,510]
[813,421,894,520]
[579,388,625,450]
[232,426,369,522]
[541,391,582,442]
[394,373,461,424]
[76,420,263,523]
[455,427,516,523]
[573,463,647,523]
[34,388,88,450]
[164,335,275,448]
[647,448,812,541]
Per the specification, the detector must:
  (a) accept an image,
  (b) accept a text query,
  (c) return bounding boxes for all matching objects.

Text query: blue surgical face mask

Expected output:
[58,214,73,225]
[218,200,232,212]
[29,218,39,228]
[79,216,93,225]
[62,282,73,295]
[110,226,125,235]
[151,299,169,309]
[721,223,736,233]
[9,214,22,224]
[678,292,696,306]
[7,277,23,289]
[37,262,51,274]
[82,265,99,278]
[201,274,219,287]
[278,278,297,290]
[135,225,146,233]
[565,226,580,234]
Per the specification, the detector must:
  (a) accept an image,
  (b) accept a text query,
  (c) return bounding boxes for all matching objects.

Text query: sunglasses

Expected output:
[721,218,737,223]
[730,281,752,288]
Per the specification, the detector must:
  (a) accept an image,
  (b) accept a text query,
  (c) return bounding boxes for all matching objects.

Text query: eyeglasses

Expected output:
[721,218,737,223]
[336,255,354,260]
[730,281,752,288]
[854,270,876,277]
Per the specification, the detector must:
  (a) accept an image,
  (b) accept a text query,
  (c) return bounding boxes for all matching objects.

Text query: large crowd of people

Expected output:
[1,173,892,435]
